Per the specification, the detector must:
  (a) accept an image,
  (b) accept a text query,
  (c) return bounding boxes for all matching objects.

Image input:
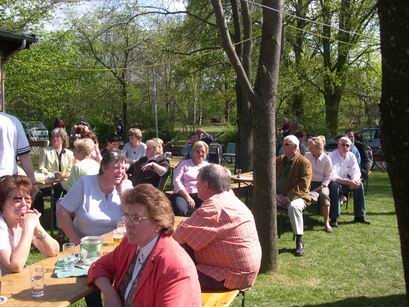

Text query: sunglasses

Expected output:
[284,143,292,146]
[10,195,33,204]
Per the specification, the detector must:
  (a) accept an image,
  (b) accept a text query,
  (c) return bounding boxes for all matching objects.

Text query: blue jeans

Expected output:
[172,194,202,216]
[329,181,366,219]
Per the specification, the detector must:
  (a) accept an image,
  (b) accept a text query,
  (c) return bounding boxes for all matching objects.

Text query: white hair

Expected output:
[284,135,300,147]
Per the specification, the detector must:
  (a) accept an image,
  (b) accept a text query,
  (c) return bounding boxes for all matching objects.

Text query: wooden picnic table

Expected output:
[0,216,187,306]
[231,171,253,186]
[169,156,184,169]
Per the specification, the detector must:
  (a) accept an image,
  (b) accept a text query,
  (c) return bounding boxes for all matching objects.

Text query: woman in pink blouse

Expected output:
[172,141,209,216]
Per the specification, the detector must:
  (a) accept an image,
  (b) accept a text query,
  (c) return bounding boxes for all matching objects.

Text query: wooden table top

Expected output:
[0,216,187,306]
[231,171,253,183]
[169,156,184,169]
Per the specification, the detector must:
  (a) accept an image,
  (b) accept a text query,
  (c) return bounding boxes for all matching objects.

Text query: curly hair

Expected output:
[71,124,98,144]
[121,184,174,236]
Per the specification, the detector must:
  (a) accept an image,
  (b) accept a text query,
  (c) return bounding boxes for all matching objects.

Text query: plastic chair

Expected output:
[223,142,236,164]
[208,143,223,164]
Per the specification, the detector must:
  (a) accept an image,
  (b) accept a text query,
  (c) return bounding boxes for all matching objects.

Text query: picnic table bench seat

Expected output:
[202,289,245,307]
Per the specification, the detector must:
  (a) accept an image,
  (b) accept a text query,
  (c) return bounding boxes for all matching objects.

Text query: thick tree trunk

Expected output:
[236,81,253,171]
[252,0,282,273]
[211,0,281,272]
[378,1,409,303]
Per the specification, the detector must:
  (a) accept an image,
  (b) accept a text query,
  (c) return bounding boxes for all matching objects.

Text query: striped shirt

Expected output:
[173,190,262,290]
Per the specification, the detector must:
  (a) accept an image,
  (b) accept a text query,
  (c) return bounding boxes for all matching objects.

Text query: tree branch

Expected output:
[210,0,254,98]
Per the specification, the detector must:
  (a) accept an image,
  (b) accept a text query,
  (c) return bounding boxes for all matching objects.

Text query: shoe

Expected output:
[330,219,338,228]
[324,225,333,233]
[295,235,304,256]
[354,217,371,224]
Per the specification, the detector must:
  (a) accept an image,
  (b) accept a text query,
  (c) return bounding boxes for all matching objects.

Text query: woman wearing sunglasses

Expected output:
[0,175,59,273]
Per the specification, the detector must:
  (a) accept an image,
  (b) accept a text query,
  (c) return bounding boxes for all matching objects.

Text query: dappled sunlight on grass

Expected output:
[236,170,405,307]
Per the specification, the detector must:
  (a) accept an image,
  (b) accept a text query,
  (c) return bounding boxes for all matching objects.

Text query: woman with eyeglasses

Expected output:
[88,184,201,307]
[57,150,132,245]
[305,136,333,233]
[172,141,209,216]
[0,175,59,273]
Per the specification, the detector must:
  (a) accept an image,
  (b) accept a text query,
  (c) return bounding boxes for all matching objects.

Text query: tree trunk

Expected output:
[324,81,344,135]
[378,1,409,303]
[211,0,281,272]
[236,81,253,171]
[120,81,128,139]
[252,0,282,272]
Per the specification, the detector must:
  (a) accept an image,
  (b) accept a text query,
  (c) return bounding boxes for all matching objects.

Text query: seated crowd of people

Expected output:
[0,112,373,305]
[277,130,371,257]
[0,115,262,306]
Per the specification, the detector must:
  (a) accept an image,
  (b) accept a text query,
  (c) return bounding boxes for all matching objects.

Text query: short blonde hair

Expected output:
[146,138,164,155]
[128,128,142,140]
[308,135,326,152]
[192,140,209,155]
[73,138,95,158]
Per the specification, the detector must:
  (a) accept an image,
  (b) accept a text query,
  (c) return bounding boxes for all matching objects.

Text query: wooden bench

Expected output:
[202,290,244,307]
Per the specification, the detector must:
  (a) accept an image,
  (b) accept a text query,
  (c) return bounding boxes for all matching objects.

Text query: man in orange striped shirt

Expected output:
[173,164,261,291]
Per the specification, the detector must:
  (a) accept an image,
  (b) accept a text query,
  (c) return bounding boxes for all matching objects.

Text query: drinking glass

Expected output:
[62,242,77,272]
[236,168,242,178]
[113,229,123,247]
[116,220,126,235]
[30,266,44,298]
[0,268,3,303]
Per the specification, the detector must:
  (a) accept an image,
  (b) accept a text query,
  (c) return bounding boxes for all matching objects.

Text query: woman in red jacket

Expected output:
[88,184,201,307]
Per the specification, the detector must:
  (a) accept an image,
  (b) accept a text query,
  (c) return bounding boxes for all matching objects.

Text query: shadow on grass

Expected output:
[304,294,406,307]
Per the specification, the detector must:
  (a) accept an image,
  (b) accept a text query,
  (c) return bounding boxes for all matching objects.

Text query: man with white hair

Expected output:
[276,135,312,256]
[328,136,370,227]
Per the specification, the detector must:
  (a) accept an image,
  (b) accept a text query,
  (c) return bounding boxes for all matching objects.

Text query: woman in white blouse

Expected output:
[305,136,333,233]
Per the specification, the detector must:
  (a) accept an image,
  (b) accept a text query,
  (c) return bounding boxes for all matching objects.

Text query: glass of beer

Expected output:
[113,229,123,247]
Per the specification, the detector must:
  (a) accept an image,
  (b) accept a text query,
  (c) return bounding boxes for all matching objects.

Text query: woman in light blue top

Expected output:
[57,150,132,245]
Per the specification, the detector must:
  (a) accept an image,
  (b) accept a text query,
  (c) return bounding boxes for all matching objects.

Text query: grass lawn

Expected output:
[27,169,405,306]
[233,169,406,306]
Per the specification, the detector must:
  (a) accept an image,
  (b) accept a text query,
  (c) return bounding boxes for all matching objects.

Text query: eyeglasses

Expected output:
[340,143,350,147]
[121,214,149,225]
[10,195,32,204]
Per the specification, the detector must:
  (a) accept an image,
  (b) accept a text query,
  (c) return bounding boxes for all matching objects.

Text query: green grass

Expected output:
[230,170,405,306]
[28,170,405,306]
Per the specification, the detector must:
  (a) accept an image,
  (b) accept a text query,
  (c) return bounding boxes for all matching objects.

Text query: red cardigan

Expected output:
[88,234,201,307]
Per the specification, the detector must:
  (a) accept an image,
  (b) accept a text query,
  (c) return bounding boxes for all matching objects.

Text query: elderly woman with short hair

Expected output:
[88,184,201,307]
[172,141,209,216]
[57,150,132,245]
[39,128,73,177]
[122,128,147,163]
[305,136,333,233]
[57,138,100,192]
[0,175,59,273]
[127,138,170,188]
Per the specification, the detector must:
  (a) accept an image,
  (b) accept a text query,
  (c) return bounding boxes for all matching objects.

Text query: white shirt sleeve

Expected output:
[61,176,85,213]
